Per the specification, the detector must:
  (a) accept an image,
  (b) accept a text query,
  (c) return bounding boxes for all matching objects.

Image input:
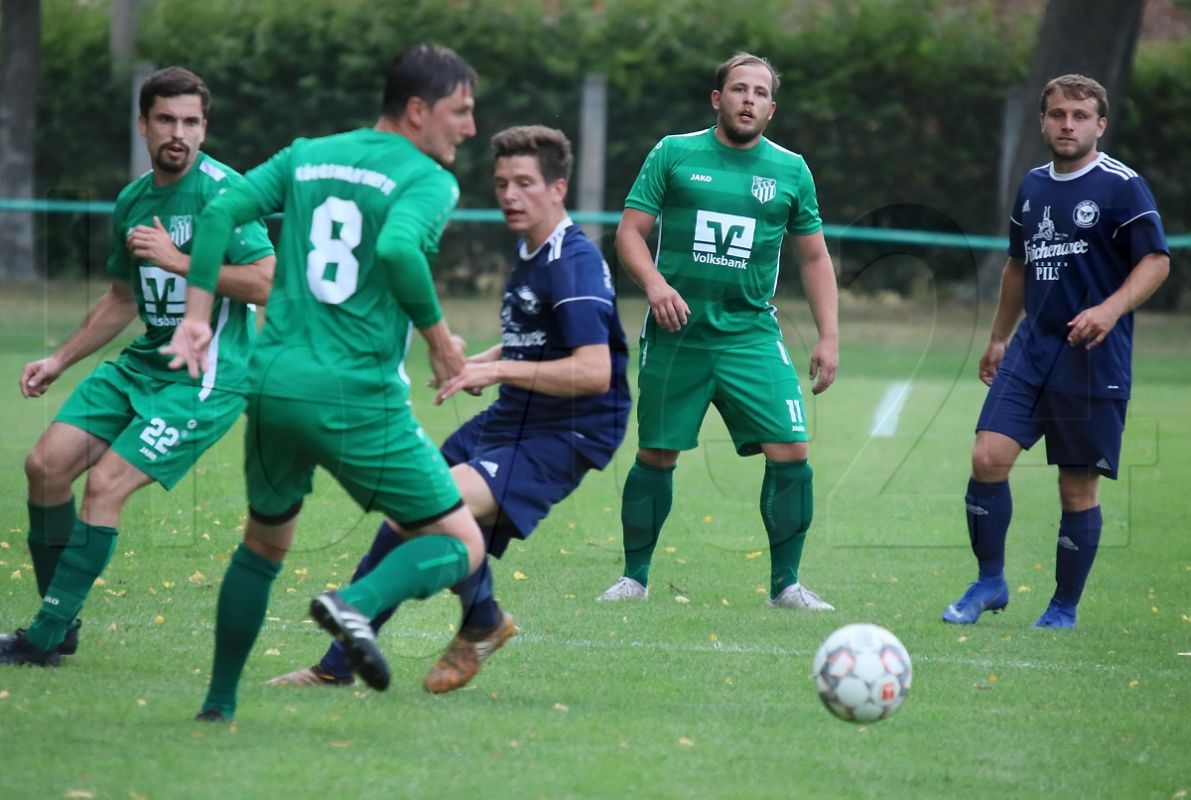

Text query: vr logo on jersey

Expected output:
[693,210,755,270]
[751,176,777,204]
[1073,200,1100,228]
[168,215,193,247]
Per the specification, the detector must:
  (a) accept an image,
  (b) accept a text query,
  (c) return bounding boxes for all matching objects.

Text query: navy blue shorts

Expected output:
[976,370,1127,479]
[440,417,595,558]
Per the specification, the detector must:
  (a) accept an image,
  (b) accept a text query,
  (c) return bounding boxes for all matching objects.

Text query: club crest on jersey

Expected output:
[1073,200,1100,228]
[168,215,193,246]
[751,176,777,204]
[514,285,541,315]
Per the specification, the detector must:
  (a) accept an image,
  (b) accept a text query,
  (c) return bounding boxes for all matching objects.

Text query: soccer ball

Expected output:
[811,623,912,723]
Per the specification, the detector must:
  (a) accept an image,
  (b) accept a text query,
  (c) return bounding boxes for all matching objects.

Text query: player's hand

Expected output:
[434,361,499,405]
[1066,304,1120,350]
[978,340,1008,386]
[127,217,186,274]
[808,337,838,395]
[20,356,64,398]
[644,279,690,332]
[426,338,467,390]
[161,318,212,379]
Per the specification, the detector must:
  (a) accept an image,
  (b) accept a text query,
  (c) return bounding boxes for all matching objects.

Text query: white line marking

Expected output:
[870,381,912,438]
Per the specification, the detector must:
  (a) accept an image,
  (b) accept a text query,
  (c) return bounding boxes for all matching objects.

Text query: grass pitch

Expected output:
[0,282,1188,799]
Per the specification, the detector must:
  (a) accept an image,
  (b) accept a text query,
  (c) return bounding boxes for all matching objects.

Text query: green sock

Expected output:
[27,499,77,597]
[620,459,675,587]
[760,459,814,599]
[202,544,282,718]
[26,521,116,651]
[338,535,469,619]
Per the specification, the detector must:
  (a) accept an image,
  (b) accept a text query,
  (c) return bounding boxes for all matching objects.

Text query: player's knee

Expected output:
[81,465,130,508]
[970,445,1010,482]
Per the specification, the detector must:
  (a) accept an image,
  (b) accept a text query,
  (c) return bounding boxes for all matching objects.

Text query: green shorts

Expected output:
[55,361,246,489]
[244,388,460,527]
[636,339,808,455]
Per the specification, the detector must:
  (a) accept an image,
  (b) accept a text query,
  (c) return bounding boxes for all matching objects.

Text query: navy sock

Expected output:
[1053,506,1102,608]
[966,479,1011,580]
[454,557,500,631]
[319,520,404,679]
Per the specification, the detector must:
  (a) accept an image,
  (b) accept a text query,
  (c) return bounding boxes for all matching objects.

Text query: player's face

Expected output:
[421,83,477,166]
[494,155,567,249]
[1040,93,1106,169]
[138,94,206,179]
[712,64,776,146]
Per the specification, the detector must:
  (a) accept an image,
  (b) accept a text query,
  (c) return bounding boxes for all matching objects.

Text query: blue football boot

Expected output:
[942,576,1009,624]
[1033,600,1077,629]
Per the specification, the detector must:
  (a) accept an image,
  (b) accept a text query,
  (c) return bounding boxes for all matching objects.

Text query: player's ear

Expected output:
[550,178,568,204]
[710,89,721,111]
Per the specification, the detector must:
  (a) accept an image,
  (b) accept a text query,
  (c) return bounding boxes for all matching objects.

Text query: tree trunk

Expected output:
[0,0,41,281]
[981,0,1146,300]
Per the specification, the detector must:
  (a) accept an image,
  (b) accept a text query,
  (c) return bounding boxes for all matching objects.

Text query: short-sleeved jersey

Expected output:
[107,153,273,393]
[1004,153,1168,399]
[234,129,459,407]
[472,219,630,468]
[624,127,822,349]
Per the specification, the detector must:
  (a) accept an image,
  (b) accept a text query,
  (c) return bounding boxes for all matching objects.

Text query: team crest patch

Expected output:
[751,176,777,204]
[1073,200,1099,228]
[168,215,193,246]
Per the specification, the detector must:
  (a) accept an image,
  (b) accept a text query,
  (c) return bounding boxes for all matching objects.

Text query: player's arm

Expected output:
[979,257,1026,386]
[164,148,289,377]
[435,343,611,404]
[792,230,839,395]
[467,344,502,363]
[616,208,689,332]
[20,279,138,398]
[125,217,275,305]
[1067,252,1170,350]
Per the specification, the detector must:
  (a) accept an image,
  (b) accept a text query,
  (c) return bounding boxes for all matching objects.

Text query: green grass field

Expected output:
[1,282,1188,799]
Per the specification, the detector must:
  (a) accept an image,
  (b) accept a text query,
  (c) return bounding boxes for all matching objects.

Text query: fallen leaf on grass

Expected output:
[329,740,351,748]
[154,614,165,625]
[678,737,694,748]
[10,569,21,580]
[553,703,569,712]
[513,571,528,581]
[188,571,206,583]
[0,690,9,700]
[675,595,690,604]
[65,791,95,799]
[745,551,763,560]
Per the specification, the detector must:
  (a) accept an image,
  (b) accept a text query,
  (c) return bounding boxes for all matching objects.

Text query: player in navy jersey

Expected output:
[269,125,630,691]
[942,74,1170,629]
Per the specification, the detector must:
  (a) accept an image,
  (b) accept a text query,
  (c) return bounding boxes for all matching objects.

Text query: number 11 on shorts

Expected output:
[786,398,805,432]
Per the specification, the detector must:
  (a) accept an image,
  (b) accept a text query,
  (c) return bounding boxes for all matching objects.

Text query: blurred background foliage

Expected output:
[19,0,1191,305]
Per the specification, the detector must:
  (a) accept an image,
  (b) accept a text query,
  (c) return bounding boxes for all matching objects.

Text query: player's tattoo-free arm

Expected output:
[125,217,275,305]
[435,343,612,405]
[1066,252,1170,350]
[793,231,839,394]
[19,279,139,398]
[616,208,690,332]
[979,257,1025,386]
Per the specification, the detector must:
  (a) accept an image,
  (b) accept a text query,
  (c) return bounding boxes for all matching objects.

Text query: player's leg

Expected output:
[943,372,1041,624]
[23,422,107,598]
[602,344,704,600]
[1033,393,1123,628]
[715,341,829,609]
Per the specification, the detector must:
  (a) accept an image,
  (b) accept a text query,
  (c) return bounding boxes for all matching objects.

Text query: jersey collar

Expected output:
[519,216,573,261]
[1048,152,1104,182]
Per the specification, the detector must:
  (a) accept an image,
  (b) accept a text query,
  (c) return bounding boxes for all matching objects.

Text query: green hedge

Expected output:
[18,0,1187,306]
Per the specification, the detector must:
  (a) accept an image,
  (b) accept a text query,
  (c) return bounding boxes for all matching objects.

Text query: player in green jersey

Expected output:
[598,53,840,610]
[0,67,275,667]
[164,44,486,721]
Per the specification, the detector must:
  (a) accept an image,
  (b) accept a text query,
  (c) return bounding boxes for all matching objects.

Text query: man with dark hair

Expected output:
[164,44,487,721]
[598,52,840,610]
[267,124,631,693]
[942,74,1169,629]
[1,66,275,666]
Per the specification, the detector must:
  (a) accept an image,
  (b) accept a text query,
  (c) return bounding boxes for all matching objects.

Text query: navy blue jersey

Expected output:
[1004,153,1168,399]
[479,218,630,468]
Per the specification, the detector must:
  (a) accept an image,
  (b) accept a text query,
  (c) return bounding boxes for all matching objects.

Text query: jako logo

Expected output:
[690,173,713,183]
[692,210,755,269]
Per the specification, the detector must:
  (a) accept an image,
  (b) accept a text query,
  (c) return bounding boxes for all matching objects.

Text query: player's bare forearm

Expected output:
[617,208,689,331]
[468,344,503,363]
[51,280,139,370]
[794,233,839,393]
[211,255,275,305]
[1068,253,1170,350]
[436,344,611,405]
[989,258,1025,343]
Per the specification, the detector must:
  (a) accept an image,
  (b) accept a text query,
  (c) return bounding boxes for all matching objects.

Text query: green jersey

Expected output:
[624,127,823,349]
[107,152,274,392]
[199,129,458,407]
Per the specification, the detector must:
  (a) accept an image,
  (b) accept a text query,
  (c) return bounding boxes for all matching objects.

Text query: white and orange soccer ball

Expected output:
[812,623,912,723]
